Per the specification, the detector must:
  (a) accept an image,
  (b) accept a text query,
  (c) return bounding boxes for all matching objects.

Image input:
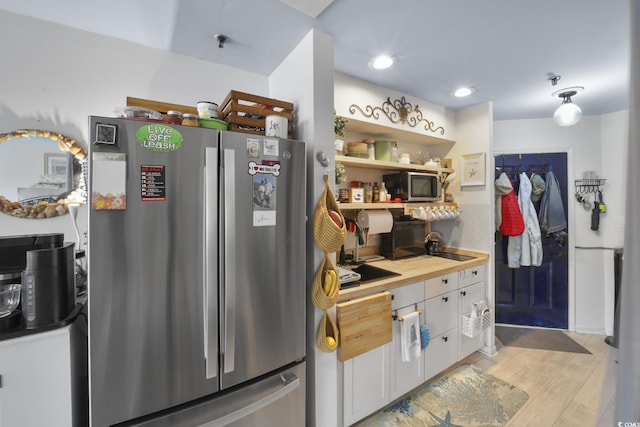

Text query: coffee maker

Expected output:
[0,233,76,332]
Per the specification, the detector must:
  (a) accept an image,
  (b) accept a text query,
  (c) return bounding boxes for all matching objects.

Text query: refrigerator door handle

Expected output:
[199,372,300,427]
[204,147,219,379]
[222,148,236,374]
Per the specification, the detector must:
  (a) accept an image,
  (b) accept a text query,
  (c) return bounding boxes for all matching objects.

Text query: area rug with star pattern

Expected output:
[354,364,528,427]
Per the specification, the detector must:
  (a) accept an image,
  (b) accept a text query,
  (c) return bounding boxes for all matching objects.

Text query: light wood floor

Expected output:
[451,331,617,426]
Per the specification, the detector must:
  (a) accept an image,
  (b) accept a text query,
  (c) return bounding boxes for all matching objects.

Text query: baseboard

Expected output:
[575,326,606,335]
[479,344,497,357]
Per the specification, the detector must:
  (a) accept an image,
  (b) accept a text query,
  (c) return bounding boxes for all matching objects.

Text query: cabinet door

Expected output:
[424,328,459,381]
[343,343,390,426]
[458,282,485,360]
[389,302,425,401]
[0,328,74,427]
[424,290,458,337]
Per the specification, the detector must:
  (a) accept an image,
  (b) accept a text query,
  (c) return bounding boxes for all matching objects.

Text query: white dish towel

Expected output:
[400,311,421,362]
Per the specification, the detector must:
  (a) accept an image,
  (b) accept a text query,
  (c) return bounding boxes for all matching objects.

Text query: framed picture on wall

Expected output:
[460,152,486,187]
[44,152,68,176]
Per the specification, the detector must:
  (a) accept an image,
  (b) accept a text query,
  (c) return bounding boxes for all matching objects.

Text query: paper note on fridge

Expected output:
[91,152,126,210]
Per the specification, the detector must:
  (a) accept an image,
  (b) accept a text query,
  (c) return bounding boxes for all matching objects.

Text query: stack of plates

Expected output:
[346,152,369,158]
[199,118,228,130]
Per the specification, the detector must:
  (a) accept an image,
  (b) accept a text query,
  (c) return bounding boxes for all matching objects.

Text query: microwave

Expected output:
[383,172,441,202]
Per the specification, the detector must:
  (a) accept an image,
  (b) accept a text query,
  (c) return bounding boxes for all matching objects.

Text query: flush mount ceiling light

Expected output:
[552,86,584,126]
[548,73,584,126]
[452,87,476,98]
[370,55,395,70]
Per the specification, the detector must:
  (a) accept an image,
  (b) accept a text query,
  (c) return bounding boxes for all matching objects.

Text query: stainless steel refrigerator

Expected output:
[87,116,306,426]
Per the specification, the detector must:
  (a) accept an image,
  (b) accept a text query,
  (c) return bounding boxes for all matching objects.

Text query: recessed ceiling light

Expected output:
[370,55,395,70]
[452,87,476,97]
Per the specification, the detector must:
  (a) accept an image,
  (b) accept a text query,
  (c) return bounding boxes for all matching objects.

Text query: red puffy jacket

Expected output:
[500,189,525,236]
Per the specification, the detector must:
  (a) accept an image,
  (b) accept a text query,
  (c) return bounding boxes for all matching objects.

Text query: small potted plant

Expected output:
[334,110,348,154]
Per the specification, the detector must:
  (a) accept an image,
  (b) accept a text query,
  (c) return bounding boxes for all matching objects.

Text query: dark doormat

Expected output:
[495,326,591,354]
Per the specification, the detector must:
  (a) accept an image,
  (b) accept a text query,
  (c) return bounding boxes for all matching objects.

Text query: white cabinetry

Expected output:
[423,272,459,380]
[458,264,487,360]
[341,262,488,425]
[343,342,390,426]
[0,326,77,427]
[389,282,425,401]
[343,281,425,426]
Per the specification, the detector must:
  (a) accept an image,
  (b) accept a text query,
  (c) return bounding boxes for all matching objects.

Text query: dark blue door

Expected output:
[494,153,569,329]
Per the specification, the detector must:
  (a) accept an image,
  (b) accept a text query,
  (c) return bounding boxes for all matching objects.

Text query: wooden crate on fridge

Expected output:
[219,90,294,139]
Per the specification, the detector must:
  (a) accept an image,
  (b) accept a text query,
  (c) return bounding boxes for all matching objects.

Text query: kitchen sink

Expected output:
[431,252,477,262]
[349,264,400,284]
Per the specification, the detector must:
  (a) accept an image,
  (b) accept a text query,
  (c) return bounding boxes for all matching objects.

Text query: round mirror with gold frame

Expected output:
[0,129,87,219]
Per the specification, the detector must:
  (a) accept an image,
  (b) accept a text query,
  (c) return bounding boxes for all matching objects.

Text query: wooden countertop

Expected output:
[336,248,489,303]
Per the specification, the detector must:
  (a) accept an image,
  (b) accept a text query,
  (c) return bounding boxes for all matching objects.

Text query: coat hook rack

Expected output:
[575,178,606,193]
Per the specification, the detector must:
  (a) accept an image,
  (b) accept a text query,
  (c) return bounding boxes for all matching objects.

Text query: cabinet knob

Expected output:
[442,278,448,284]
[442,336,448,343]
[461,291,466,296]
[472,270,478,276]
[442,296,448,302]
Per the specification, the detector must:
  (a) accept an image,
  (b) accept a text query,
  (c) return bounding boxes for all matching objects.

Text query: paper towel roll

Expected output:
[356,209,393,234]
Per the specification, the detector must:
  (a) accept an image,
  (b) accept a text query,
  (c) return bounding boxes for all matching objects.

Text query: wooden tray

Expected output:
[126,97,197,116]
[219,90,294,139]
[336,291,392,361]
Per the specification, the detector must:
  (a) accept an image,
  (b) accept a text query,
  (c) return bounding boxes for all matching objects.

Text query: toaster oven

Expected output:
[380,219,426,260]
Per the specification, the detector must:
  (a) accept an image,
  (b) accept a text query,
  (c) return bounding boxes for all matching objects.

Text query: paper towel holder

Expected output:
[393,304,422,321]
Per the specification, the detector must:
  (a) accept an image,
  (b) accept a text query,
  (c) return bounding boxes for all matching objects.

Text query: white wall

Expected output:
[493,111,628,333]
[269,29,337,427]
[0,10,267,242]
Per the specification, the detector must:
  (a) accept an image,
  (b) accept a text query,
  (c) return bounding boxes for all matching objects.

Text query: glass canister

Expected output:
[390,141,399,162]
[165,110,183,125]
[367,142,375,160]
[182,113,200,127]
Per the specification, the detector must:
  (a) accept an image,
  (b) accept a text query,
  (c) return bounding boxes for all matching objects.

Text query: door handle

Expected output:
[204,147,218,379]
[201,372,300,427]
[222,148,236,374]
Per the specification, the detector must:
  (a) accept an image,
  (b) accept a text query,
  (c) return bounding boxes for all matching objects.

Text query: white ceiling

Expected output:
[0,0,630,120]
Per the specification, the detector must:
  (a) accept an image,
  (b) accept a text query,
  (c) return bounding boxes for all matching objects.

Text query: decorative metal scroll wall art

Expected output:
[349,96,445,135]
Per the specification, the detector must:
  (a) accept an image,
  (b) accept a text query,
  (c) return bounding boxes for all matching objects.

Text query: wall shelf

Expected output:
[335,155,453,174]
[344,117,455,147]
[338,201,457,211]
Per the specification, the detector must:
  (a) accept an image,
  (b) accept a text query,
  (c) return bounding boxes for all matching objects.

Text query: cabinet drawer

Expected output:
[425,272,459,299]
[424,290,458,337]
[424,328,459,381]
[390,281,425,310]
[459,263,486,288]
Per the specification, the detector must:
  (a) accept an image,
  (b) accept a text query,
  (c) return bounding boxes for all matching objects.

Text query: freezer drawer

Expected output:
[129,362,305,427]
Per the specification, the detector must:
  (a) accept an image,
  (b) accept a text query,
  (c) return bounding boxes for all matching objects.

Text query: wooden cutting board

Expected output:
[336,291,392,361]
